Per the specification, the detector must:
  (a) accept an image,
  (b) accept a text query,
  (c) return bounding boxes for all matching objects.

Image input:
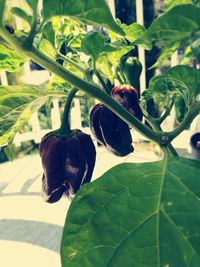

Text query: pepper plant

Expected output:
[0,0,200,266]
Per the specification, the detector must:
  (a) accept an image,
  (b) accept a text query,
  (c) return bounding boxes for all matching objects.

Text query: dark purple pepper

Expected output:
[39,129,96,203]
[89,103,105,146]
[111,85,143,121]
[90,104,133,157]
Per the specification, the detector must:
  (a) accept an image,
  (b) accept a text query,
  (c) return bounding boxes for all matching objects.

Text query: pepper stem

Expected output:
[59,88,78,136]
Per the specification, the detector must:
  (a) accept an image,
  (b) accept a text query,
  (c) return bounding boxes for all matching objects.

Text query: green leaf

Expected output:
[122,23,149,47]
[61,156,200,267]
[0,85,66,146]
[0,0,6,26]
[42,21,55,48]
[42,0,124,35]
[164,0,193,9]
[174,95,188,123]
[192,0,200,7]
[81,31,108,62]
[26,0,38,12]
[4,143,15,161]
[38,39,56,60]
[10,7,32,26]
[0,43,26,72]
[135,4,200,48]
[149,65,199,102]
[191,31,200,63]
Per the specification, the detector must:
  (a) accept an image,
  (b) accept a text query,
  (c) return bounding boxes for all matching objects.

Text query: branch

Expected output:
[168,101,200,142]
[0,27,167,145]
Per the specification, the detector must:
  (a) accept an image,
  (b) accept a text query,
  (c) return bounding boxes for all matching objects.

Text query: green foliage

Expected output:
[164,0,193,9]
[0,1,200,266]
[25,0,38,12]
[148,65,199,104]
[81,31,110,62]
[42,0,124,35]
[0,0,6,25]
[61,156,200,266]
[0,85,66,146]
[42,22,56,48]
[0,43,26,72]
[191,31,200,63]
[136,4,200,49]
[10,7,32,26]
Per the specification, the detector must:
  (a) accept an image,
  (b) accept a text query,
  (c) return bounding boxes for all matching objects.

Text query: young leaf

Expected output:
[135,4,200,48]
[149,65,199,101]
[42,0,124,35]
[61,156,200,267]
[0,85,66,146]
[10,7,32,26]
[42,22,55,48]
[81,31,108,62]
[0,43,26,72]
[122,23,148,47]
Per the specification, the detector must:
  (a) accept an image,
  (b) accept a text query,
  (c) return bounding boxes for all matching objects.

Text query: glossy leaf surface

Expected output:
[42,0,124,35]
[0,43,26,72]
[61,156,200,267]
[136,4,200,48]
[0,85,66,146]
[149,65,199,101]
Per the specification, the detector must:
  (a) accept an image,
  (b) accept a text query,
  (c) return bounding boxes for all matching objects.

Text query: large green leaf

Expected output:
[0,85,66,146]
[0,43,26,72]
[61,155,200,267]
[42,0,124,35]
[135,4,200,48]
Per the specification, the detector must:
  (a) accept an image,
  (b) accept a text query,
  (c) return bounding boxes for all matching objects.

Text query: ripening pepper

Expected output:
[120,56,142,89]
[39,129,96,203]
[90,104,133,156]
[111,85,143,121]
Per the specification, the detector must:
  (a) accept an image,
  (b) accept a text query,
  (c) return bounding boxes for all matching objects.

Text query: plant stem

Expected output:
[145,115,178,157]
[0,27,168,145]
[56,51,86,73]
[168,101,200,142]
[94,70,110,94]
[59,88,78,135]
[154,98,174,125]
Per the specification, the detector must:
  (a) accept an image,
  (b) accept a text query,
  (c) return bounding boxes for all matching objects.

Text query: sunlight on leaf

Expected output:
[0,43,26,72]
[42,0,124,35]
[0,85,66,146]
[61,156,200,267]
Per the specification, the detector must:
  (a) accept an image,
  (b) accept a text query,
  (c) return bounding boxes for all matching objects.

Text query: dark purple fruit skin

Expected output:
[39,130,96,203]
[111,85,143,121]
[89,103,105,146]
[90,104,133,157]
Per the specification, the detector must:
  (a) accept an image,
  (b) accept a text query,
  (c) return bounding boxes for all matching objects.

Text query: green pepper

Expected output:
[119,56,142,89]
